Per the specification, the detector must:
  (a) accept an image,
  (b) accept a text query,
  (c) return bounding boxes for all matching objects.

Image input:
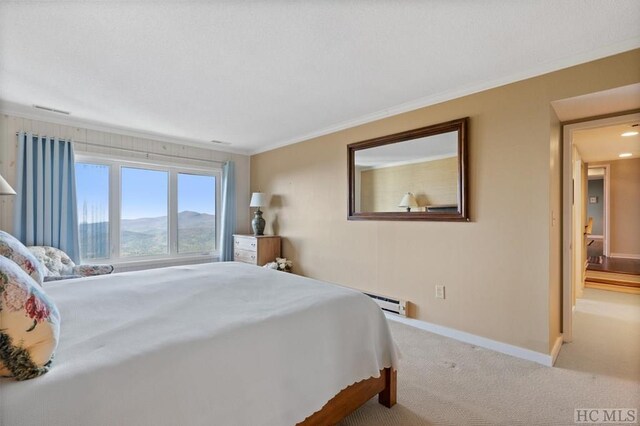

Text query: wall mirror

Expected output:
[348,117,468,221]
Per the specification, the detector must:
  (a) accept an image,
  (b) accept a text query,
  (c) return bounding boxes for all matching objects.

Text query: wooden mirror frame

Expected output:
[347,117,469,221]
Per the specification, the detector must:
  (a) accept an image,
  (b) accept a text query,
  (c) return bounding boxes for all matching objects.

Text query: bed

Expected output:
[1,262,397,425]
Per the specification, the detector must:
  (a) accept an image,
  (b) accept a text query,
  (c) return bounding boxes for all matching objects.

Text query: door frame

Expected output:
[562,112,640,342]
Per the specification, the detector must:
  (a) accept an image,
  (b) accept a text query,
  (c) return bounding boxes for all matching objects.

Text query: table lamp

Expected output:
[398,192,418,212]
[250,192,267,235]
[0,174,16,195]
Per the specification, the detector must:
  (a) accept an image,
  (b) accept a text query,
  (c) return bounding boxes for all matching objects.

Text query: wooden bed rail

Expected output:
[298,368,397,426]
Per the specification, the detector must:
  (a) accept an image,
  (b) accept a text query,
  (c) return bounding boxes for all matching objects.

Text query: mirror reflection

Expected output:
[353,131,459,213]
[347,117,468,221]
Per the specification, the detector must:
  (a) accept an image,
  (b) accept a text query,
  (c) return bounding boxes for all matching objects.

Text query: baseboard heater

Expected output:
[364,292,407,317]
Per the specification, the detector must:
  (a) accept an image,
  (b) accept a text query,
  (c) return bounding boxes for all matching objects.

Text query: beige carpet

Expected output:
[341,288,640,426]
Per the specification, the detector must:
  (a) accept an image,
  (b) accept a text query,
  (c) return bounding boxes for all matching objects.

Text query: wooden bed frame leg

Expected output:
[378,367,397,408]
[298,368,397,425]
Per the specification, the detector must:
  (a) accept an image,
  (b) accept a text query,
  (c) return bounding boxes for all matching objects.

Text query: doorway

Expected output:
[561,112,640,342]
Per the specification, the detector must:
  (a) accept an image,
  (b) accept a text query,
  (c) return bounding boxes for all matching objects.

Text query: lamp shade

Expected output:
[398,192,418,208]
[0,174,16,195]
[249,192,267,207]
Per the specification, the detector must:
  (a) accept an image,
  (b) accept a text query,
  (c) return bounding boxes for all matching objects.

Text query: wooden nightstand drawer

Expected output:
[234,236,257,252]
[234,249,257,264]
[233,235,281,266]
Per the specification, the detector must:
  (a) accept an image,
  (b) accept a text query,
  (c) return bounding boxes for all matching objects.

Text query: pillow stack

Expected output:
[0,235,60,381]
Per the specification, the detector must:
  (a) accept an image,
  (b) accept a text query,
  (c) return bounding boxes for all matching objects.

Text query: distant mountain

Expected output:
[121,211,214,231]
[176,211,215,229]
[79,211,215,259]
[175,211,215,254]
[121,215,168,233]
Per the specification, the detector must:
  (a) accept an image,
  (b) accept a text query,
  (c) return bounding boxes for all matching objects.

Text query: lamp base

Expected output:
[252,209,265,236]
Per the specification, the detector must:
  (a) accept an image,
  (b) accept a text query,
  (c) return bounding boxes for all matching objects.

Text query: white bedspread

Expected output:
[1,262,397,426]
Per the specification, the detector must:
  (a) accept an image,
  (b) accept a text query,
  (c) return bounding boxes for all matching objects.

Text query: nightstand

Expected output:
[233,234,281,266]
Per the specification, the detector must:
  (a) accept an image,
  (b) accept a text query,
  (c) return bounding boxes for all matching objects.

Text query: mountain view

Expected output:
[79,211,215,259]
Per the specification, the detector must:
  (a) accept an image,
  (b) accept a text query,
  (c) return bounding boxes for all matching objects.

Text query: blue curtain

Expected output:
[219,161,236,261]
[13,132,80,263]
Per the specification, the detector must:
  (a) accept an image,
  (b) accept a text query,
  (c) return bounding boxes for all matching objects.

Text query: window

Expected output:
[177,173,216,254]
[76,163,110,260]
[75,156,220,263]
[121,167,169,257]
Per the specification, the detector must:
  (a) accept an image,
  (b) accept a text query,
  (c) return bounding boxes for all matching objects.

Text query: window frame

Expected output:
[75,153,222,266]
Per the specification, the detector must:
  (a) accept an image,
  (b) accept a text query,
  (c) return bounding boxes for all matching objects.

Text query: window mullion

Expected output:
[169,170,178,256]
[216,170,222,252]
[111,163,121,260]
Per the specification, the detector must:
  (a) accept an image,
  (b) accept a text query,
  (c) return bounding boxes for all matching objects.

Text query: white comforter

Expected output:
[1,262,397,426]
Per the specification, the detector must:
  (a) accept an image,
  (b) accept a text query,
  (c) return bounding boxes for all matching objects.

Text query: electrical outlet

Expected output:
[435,285,445,299]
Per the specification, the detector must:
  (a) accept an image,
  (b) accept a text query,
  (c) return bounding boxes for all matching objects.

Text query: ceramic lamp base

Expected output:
[252,209,265,235]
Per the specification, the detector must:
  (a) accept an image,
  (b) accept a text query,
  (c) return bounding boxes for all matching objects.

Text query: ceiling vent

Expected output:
[210,140,231,145]
[33,104,70,115]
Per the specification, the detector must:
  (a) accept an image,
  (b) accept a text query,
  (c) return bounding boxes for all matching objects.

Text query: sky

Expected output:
[76,163,216,222]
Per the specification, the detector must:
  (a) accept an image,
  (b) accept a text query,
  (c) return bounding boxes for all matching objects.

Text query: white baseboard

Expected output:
[610,253,640,260]
[385,313,556,367]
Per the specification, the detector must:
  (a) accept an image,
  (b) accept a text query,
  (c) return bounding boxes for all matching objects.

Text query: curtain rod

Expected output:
[15,132,228,165]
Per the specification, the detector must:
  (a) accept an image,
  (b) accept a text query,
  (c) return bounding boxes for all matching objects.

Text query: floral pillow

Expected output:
[0,255,60,380]
[0,230,45,285]
[73,264,114,277]
[28,246,114,280]
[27,245,75,277]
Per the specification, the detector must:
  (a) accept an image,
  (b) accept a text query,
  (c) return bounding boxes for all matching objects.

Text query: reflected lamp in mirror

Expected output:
[250,192,267,235]
[0,174,16,195]
[398,192,418,212]
[348,117,469,221]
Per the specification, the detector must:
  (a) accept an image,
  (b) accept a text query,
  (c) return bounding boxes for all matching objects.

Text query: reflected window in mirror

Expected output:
[348,118,468,221]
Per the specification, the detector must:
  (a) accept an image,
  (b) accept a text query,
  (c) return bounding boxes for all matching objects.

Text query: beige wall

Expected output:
[0,114,251,236]
[592,158,640,257]
[609,158,640,256]
[360,157,458,212]
[251,49,640,355]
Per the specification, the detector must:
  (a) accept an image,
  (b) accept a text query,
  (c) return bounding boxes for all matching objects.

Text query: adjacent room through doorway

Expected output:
[573,121,640,293]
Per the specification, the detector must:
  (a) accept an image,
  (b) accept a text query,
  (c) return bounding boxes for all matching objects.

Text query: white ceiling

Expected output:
[573,122,640,162]
[1,2,639,154]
